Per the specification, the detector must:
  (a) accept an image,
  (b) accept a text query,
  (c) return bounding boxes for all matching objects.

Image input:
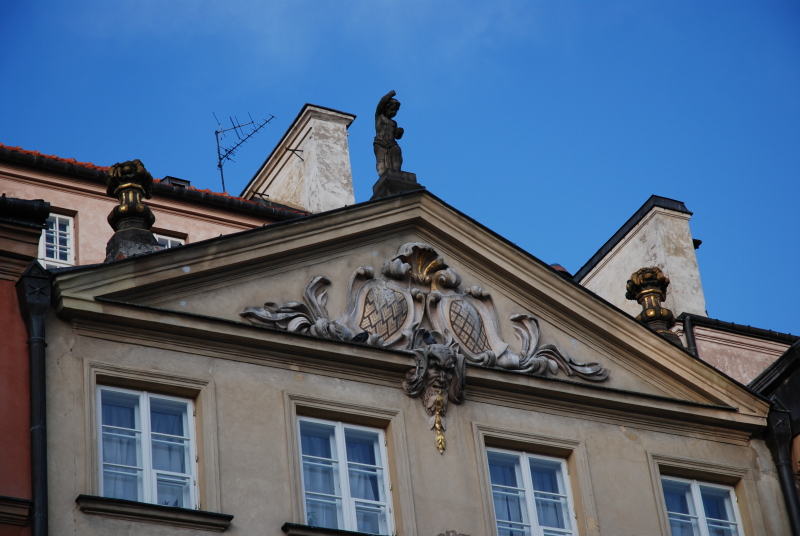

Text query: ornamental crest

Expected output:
[240,242,609,381]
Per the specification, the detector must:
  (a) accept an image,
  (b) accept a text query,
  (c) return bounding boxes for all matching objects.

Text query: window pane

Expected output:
[497,522,531,536]
[355,502,388,534]
[304,459,338,496]
[345,428,383,502]
[150,398,187,436]
[103,466,141,501]
[493,489,527,524]
[157,474,190,507]
[102,428,140,466]
[349,465,382,502]
[345,428,378,465]
[101,391,138,428]
[300,421,337,459]
[534,494,570,530]
[700,486,733,521]
[528,458,561,494]
[152,435,189,473]
[668,516,701,536]
[488,451,522,487]
[305,497,342,529]
[662,480,696,516]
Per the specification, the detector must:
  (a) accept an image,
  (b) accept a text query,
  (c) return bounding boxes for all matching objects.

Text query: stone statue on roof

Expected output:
[370,90,422,199]
[374,90,404,177]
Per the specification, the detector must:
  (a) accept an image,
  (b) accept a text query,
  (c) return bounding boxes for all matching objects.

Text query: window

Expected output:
[661,477,743,536]
[153,234,184,249]
[297,417,394,535]
[38,214,74,268]
[97,386,198,509]
[486,448,576,536]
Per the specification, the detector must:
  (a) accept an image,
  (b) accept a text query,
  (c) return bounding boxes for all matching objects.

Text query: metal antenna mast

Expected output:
[213,112,275,192]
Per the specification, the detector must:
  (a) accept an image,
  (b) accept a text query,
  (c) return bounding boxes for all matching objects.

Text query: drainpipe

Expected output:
[15,261,51,536]
[766,404,800,536]
[682,315,697,356]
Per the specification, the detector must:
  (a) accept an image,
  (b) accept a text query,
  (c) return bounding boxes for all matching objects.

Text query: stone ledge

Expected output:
[282,522,382,536]
[76,495,233,532]
[0,495,32,526]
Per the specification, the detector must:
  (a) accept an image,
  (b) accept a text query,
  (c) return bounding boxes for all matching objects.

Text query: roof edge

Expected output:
[678,312,799,346]
[749,339,800,394]
[573,195,693,282]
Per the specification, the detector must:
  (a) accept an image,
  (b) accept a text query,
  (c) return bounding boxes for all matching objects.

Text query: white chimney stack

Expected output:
[241,104,356,214]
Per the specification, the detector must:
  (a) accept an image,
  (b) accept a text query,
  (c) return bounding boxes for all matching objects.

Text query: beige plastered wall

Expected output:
[579,207,707,318]
[0,164,274,266]
[43,315,789,536]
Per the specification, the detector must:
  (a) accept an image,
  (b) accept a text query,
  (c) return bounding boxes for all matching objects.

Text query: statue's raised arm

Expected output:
[376,90,397,119]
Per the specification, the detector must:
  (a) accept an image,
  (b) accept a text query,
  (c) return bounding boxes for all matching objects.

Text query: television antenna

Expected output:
[213,112,275,192]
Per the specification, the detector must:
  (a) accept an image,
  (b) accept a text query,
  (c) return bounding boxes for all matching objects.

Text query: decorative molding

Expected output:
[402,343,466,453]
[83,361,222,513]
[76,495,232,532]
[283,392,417,536]
[242,243,609,381]
[0,495,32,526]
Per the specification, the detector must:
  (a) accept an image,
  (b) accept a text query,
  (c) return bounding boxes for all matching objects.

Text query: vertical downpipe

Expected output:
[683,315,697,356]
[16,261,51,536]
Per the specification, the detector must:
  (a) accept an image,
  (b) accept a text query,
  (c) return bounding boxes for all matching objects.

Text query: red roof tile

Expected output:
[1,143,309,215]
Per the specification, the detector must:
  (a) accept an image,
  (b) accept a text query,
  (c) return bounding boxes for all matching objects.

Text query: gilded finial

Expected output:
[626,267,681,345]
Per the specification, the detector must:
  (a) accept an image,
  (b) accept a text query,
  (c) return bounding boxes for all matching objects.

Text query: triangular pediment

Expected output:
[52,191,767,423]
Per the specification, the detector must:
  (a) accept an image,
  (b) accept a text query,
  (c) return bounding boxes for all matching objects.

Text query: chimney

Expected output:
[241,104,356,213]
[104,159,159,262]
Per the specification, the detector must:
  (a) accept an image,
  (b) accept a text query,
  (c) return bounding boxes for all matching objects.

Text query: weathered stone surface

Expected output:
[579,202,707,318]
[105,228,160,262]
[370,170,423,199]
[243,105,356,214]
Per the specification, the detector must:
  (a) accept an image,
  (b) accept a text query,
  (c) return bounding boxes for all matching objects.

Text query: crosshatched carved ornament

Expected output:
[241,242,609,381]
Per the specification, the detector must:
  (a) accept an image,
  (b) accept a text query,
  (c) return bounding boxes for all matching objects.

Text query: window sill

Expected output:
[76,495,233,532]
[0,495,32,526]
[282,522,386,536]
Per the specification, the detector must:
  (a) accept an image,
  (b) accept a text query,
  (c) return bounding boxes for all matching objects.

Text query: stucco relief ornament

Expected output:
[402,338,466,454]
[240,243,609,381]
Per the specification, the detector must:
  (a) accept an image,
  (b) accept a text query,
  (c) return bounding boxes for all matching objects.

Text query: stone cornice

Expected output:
[55,296,767,435]
[49,191,770,418]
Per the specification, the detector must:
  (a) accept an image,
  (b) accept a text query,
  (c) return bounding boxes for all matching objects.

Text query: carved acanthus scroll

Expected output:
[241,242,609,382]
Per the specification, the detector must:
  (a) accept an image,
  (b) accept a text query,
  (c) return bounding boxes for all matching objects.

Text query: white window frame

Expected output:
[96,385,199,509]
[297,416,395,535]
[660,476,744,536]
[38,214,75,268]
[153,234,185,249]
[486,447,577,536]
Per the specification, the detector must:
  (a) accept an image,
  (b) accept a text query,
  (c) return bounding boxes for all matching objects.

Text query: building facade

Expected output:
[2,100,797,535]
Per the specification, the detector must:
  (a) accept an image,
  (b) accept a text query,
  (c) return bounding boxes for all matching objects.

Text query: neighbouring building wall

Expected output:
[673,323,792,384]
[0,211,45,535]
[576,198,707,319]
[242,104,356,213]
[0,164,280,266]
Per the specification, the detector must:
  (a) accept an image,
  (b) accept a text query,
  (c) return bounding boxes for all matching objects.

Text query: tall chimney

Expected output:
[241,104,356,213]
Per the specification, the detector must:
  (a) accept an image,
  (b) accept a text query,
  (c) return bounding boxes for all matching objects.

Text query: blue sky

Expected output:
[2,1,799,335]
